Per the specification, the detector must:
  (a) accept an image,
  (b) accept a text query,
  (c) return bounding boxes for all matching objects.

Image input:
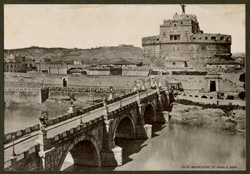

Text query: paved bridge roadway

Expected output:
[4,89,157,162]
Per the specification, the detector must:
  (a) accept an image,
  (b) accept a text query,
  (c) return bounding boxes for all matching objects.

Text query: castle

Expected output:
[142,5,232,68]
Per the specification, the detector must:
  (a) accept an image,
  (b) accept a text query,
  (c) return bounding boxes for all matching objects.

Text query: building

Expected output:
[114,59,137,68]
[206,61,241,69]
[87,67,110,76]
[14,55,26,63]
[4,62,27,72]
[234,57,245,67]
[73,60,82,65]
[48,62,67,75]
[142,5,232,69]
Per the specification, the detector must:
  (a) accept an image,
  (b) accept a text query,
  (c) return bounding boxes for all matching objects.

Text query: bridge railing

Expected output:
[4,144,40,170]
[4,89,145,145]
[45,116,105,150]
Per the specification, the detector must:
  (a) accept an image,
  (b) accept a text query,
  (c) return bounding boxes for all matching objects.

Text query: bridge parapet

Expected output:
[4,144,40,171]
[140,92,158,103]
[108,101,138,120]
[47,116,104,147]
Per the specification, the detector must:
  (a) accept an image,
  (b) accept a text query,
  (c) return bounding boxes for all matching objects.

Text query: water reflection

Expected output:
[62,124,245,171]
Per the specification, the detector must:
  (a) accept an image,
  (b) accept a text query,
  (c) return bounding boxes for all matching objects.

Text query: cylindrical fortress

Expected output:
[142,12,232,68]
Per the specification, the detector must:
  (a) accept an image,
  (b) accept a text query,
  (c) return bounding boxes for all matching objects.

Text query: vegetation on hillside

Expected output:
[4,45,150,65]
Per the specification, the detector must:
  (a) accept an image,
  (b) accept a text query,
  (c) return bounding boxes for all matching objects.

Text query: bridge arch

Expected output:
[58,135,101,170]
[113,113,136,141]
[143,103,156,124]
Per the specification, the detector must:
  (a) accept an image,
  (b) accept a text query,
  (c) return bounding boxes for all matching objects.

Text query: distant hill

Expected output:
[232,52,245,58]
[4,45,149,64]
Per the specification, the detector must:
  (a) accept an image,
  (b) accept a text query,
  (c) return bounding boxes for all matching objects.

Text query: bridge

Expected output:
[4,88,174,171]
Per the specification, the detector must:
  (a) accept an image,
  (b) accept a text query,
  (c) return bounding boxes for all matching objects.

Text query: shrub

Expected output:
[238,91,245,100]
[226,95,234,100]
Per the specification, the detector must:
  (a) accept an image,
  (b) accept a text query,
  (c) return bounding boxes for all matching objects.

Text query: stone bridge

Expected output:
[4,89,174,171]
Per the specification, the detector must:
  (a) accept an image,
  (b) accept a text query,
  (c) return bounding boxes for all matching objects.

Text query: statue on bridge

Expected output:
[39,112,48,130]
[180,4,187,14]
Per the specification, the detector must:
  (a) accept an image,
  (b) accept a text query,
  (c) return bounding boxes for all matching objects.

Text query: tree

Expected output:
[239,73,245,89]
[238,91,245,100]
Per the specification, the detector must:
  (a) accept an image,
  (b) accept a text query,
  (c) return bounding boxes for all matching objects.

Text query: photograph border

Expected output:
[0,0,249,173]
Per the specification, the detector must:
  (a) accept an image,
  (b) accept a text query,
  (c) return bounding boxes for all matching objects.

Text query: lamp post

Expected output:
[92,92,95,105]
[109,86,114,99]
[80,114,83,125]
[98,81,102,89]
[38,112,48,170]
[127,81,131,92]
[11,135,16,158]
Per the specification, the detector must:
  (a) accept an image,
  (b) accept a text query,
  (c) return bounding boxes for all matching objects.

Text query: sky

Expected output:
[4,4,245,53]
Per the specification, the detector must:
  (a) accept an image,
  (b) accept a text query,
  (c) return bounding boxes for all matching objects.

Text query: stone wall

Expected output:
[143,43,231,68]
[4,88,42,104]
[177,95,245,107]
[156,74,242,93]
[4,145,41,171]
[122,69,149,76]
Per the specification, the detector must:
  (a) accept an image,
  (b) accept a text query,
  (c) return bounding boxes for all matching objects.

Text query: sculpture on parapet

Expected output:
[39,112,48,130]
[180,4,187,14]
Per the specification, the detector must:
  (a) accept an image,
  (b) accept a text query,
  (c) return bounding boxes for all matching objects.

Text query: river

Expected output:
[62,124,246,171]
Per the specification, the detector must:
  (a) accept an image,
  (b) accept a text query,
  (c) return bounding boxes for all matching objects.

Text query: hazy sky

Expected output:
[4,4,245,53]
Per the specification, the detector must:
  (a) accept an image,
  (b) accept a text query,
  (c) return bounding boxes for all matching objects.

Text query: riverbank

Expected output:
[170,102,245,132]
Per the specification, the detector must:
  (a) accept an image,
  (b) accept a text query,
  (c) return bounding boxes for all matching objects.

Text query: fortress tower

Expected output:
[142,5,232,68]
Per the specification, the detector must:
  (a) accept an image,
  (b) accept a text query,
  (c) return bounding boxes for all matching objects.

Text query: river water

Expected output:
[62,124,246,171]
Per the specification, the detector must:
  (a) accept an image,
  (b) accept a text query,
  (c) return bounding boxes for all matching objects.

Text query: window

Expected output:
[211,36,216,40]
[173,46,179,51]
[205,37,208,40]
[193,37,196,40]
[170,35,180,40]
[173,62,176,65]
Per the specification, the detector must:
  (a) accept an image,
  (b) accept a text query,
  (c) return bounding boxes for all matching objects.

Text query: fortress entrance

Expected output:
[210,81,216,92]
[63,77,68,87]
